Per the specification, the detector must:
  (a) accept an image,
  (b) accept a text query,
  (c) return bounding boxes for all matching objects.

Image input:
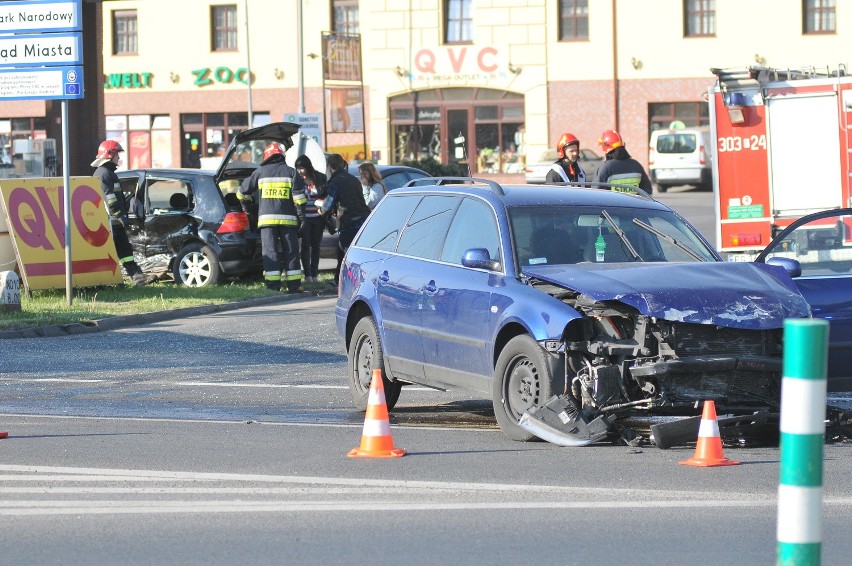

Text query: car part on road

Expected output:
[347,316,402,411]
[173,243,223,287]
[519,395,614,446]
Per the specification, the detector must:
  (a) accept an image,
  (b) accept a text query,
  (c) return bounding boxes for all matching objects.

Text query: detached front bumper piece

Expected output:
[519,395,615,447]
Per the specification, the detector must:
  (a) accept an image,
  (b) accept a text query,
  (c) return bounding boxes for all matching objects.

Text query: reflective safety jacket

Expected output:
[93,162,127,222]
[238,159,306,228]
[594,149,653,194]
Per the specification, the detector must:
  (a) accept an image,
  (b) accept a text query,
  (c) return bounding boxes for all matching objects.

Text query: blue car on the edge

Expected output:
[335,178,847,445]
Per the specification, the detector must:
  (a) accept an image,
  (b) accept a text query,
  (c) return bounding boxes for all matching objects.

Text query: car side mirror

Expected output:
[462,248,500,271]
[766,256,802,278]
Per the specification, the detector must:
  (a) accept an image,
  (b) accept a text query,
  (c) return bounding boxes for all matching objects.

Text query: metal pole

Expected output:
[61,100,72,305]
[776,319,828,566]
[297,0,305,113]
[244,0,253,126]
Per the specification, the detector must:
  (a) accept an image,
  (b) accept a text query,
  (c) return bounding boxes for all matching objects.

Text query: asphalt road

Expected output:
[3,291,852,565]
[3,187,851,565]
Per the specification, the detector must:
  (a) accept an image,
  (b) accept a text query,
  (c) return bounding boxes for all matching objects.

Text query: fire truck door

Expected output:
[767,94,841,215]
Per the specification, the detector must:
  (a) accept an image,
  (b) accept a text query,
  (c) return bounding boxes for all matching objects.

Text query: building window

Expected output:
[332,0,359,34]
[211,5,238,51]
[559,0,589,41]
[803,0,836,34]
[648,102,709,140]
[684,0,715,37]
[112,10,137,55]
[445,0,472,44]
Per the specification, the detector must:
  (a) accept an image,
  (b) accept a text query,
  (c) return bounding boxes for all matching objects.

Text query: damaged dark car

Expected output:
[336,179,830,446]
[117,122,301,287]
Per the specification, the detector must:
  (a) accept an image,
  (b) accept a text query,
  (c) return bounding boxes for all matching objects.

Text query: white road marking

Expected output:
[1,465,851,517]
[175,381,348,389]
[0,378,105,383]
[174,381,438,392]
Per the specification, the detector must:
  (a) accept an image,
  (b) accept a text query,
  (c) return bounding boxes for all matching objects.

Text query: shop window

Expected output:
[684,0,715,37]
[475,107,498,120]
[180,112,252,167]
[559,0,589,41]
[332,0,359,34]
[803,0,835,34]
[211,4,238,51]
[112,10,138,55]
[444,0,472,44]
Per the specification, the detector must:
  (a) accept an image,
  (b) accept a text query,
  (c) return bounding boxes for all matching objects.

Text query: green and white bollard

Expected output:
[776,319,829,566]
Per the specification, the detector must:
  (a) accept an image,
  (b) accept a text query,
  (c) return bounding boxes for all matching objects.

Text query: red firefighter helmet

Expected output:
[598,129,624,154]
[555,133,580,159]
[95,140,124,160]
[261,142,287,164]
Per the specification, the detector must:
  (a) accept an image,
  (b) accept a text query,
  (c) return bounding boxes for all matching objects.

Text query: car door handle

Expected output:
[425,280,437,294]
[379,271,389,283]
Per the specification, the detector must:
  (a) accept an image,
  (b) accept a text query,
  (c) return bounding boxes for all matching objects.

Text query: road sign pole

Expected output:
[61,99,72,305]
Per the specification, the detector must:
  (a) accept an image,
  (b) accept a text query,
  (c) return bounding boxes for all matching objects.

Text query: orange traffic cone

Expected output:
[679,400,740,467]
[348,370,406,458]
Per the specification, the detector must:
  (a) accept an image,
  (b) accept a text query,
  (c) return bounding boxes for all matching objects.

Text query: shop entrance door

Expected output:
[446,109,470,175]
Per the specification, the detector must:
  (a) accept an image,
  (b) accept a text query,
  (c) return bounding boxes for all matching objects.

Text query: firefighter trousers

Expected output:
[260,225,302,291]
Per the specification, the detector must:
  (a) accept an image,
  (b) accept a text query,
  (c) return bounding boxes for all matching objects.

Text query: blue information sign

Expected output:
[0,64,83,100]
[0,0,82,33]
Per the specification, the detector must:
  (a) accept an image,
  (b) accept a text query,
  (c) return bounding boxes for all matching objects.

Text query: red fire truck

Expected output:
[709,65,852,259]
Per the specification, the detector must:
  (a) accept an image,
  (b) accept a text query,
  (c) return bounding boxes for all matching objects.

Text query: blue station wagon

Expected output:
[335,178,842,444]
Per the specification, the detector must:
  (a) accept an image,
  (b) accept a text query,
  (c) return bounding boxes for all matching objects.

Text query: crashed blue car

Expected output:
[335,179,816,444]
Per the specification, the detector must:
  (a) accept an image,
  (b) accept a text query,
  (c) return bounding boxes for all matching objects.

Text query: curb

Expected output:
[0,288,337,340]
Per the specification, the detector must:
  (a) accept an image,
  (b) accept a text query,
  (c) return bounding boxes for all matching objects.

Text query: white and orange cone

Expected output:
[679,400,740,467]
[348,369,406,458]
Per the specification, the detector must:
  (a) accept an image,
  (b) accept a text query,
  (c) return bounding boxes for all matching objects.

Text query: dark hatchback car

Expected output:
[118,122,300,287]
[333,178,844,445]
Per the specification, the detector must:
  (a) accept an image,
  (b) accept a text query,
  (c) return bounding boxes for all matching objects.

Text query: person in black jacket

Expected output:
[91,140,153,287]
[594,129,653,193]
[545,132,586,184]
[293,155,328,283]
[238,143,307,292]
[320,154,371,286]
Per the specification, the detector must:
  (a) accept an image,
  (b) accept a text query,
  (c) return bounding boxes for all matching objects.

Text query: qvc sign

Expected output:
[0,177,122,289]
[413,46,505,79]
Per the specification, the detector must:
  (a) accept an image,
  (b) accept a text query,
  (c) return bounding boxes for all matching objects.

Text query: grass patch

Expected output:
[0,272,336,331]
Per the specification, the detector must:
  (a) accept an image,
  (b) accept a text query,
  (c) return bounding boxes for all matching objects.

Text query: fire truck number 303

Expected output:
[718,134,767,152]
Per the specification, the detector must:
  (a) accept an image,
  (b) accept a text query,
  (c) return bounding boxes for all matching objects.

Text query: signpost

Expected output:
[0,0,84,304]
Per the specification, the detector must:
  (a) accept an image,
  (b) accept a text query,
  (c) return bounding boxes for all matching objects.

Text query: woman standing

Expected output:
[358,162,387,210]
[293,155,328,282]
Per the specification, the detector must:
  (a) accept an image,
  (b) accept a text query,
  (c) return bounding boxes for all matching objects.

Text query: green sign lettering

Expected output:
[103,72,153,89]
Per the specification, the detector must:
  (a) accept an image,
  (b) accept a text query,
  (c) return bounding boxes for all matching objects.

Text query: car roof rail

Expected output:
[406,176,505,196]
[548,180,656,201]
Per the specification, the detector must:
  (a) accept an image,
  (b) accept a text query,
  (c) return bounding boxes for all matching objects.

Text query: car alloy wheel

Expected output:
[173,243,223,287]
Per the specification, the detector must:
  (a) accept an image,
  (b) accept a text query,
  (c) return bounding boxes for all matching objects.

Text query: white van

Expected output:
[648,126,712,193]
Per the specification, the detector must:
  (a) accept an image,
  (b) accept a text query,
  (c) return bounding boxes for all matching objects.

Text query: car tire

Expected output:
[653,183,668,194]
[493,335,558,441]
[172,243,223,287]
[347,316,402,411]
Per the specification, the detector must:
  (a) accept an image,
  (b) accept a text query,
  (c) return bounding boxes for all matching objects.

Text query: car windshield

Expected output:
[509,205,716,266]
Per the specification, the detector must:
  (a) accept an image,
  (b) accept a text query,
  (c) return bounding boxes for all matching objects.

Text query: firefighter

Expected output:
[594,129,653,193]
[545,132,586,184]
[238,142,306,292]
[91,140,153,287]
